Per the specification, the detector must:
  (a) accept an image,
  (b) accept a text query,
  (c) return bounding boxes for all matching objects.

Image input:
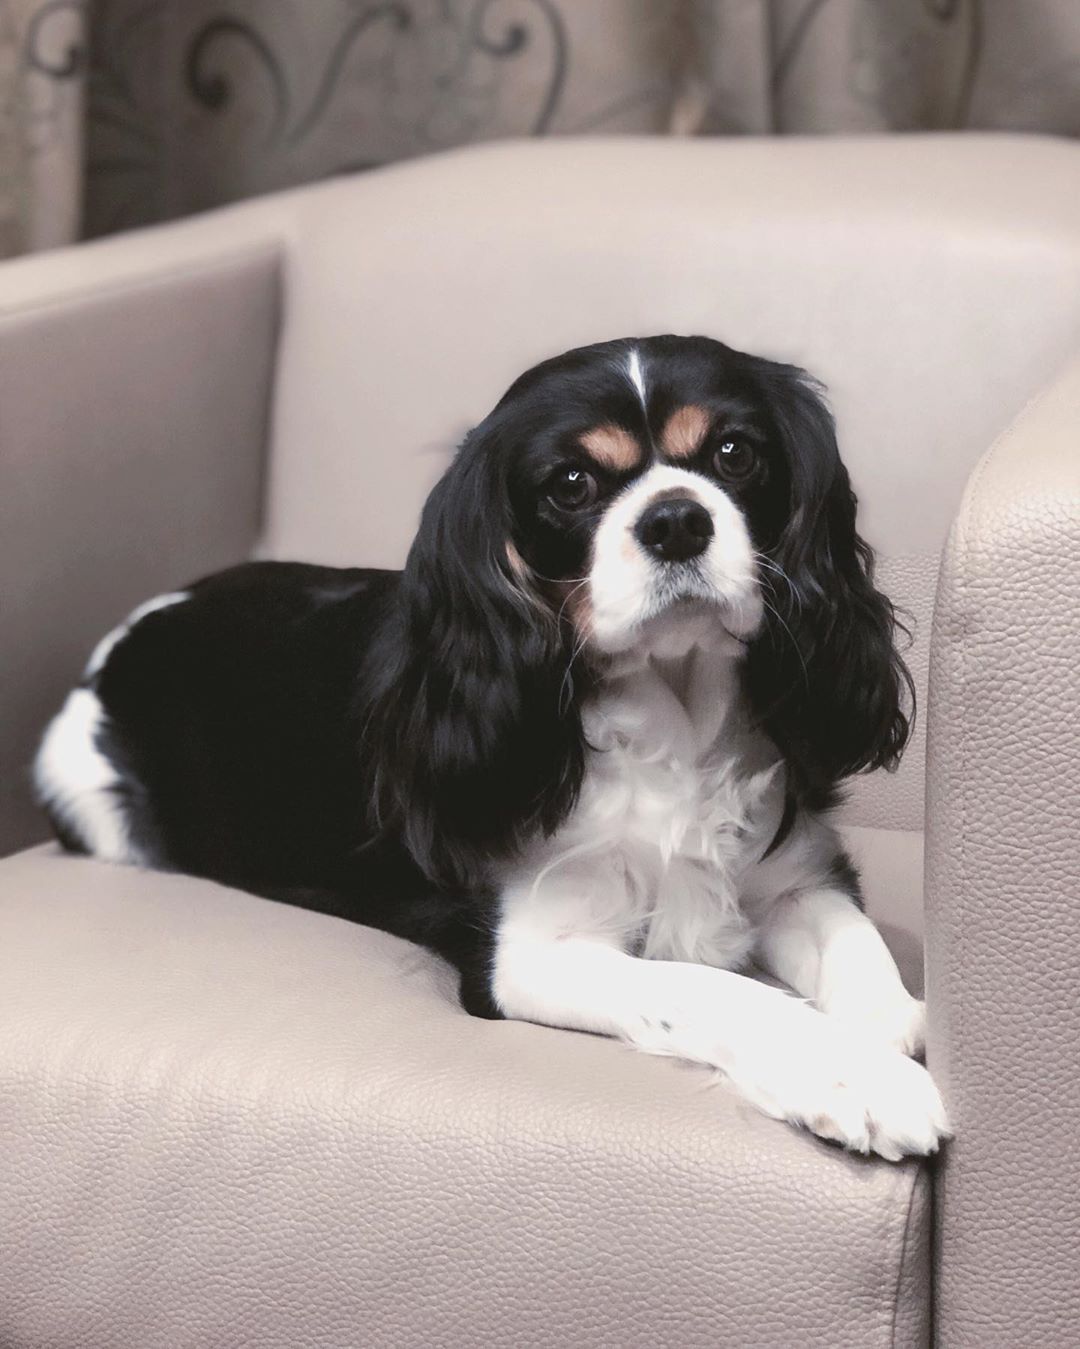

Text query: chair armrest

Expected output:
[0,210,284,854]
[926,351,1080,1346]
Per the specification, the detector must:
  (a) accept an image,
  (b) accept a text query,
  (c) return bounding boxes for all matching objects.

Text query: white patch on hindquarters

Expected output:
[34,688,137,863]
[35,590,188,862]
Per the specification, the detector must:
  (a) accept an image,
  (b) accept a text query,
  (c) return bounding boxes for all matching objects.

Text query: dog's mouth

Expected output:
[634,593,748,659]
[585,552,763,659]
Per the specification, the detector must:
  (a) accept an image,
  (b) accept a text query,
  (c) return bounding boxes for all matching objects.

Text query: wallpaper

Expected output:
[1,1,1077,254]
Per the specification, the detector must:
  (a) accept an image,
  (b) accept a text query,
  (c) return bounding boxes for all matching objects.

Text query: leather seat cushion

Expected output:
[0,846,929,1349]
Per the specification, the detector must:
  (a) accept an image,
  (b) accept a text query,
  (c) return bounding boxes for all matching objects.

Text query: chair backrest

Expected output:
[262,135,1080,836]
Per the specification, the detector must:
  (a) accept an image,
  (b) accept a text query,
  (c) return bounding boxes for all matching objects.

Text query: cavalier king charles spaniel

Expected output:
[36,335,949,1161]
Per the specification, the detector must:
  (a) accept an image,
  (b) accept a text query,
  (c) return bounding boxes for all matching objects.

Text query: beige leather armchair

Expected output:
[1,136,1078,1349]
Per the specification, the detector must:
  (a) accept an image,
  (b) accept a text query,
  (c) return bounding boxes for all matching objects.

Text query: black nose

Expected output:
[634,496,714,562]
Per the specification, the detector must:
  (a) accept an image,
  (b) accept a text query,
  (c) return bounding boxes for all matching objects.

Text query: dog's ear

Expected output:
[365,420,585,887]
[747,366,913,799]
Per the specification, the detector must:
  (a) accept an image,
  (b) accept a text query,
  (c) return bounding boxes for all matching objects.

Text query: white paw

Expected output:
[625,969,946,1161]
[822,992,927,1058]
[724,1003,949,1161]
[799,1047,948,1161]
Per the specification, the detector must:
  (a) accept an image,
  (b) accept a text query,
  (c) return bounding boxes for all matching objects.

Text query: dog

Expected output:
[35,334,949,1161]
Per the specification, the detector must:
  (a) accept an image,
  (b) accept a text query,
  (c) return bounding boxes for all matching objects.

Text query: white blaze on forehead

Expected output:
[625,347,648,409]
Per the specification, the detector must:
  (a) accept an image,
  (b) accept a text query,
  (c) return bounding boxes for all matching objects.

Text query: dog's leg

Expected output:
[493,876,947,1160]
[756,887,927,1058]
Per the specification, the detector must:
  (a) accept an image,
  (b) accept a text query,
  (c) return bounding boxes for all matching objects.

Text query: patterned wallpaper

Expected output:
[0,0,86,254]
[1,1,1078,255]
[85,0,685,236]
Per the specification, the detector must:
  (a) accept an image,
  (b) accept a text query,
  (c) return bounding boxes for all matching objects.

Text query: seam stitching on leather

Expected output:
[837,816,924,834]
[942,425,999,1305]
[0,240,283,326]
[890,1167,923,1349]
[930,360,1077,1335]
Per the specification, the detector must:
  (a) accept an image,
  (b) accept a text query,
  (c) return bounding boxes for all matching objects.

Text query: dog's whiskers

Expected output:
[758,595,809,690]
[753,553,803,614]
[558,618,593,716]
[555,577,591,626]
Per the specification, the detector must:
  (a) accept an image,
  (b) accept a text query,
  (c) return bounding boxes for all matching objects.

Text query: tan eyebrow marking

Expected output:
[580,423,642,472]
[661,404,712,460]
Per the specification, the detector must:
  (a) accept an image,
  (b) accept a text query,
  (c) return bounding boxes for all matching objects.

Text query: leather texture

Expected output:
[926,351,1080,1349]
[0,227,281,855]
[0,847,930,1349]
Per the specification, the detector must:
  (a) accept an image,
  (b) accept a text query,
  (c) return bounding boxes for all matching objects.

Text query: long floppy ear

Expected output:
[746,367,914,801]
[365,423,585,887]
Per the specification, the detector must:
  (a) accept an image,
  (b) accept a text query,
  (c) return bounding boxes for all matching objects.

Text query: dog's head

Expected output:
[370,336,912,884]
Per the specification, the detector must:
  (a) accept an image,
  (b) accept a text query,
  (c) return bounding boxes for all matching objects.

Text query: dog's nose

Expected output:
[634,497,714,562]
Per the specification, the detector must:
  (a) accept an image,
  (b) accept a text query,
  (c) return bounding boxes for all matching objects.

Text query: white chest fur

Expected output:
[501,645,788,972]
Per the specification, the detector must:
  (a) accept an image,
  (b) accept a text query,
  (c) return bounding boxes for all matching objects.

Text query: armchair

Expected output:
[1,135,1078,1348]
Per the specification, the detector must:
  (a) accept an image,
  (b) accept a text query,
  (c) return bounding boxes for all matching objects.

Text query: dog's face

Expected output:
[501,337,797,657]
[373,335,911,884]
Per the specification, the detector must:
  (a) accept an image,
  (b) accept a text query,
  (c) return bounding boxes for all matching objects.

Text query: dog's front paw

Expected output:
[727,1005,949,1161]
[803,1046,949,1161]
[822,991,927,1058]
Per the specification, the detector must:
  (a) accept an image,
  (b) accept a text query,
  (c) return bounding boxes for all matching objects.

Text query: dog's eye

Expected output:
[712,439,757,484]
[547,468,599,510]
